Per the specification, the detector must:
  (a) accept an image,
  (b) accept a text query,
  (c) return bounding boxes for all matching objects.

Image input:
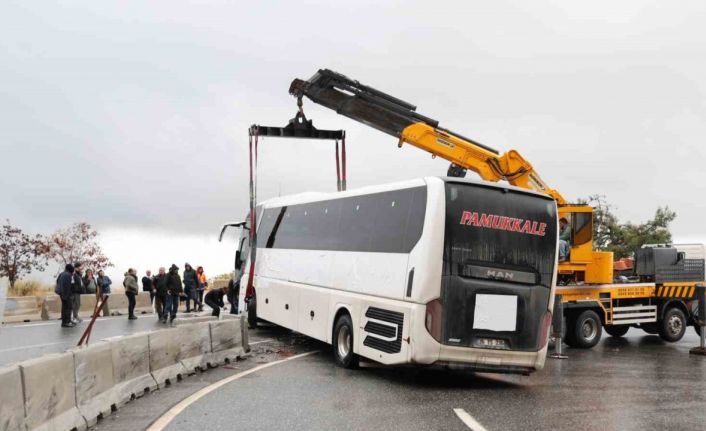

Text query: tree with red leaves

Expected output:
[0,220,48,289]
[46,222,113,271]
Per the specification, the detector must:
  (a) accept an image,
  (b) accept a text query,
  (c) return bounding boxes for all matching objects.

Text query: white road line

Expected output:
[0,341,68,353]
[248,338,274,345]
[146,350,318,431]
[454,408,489,431]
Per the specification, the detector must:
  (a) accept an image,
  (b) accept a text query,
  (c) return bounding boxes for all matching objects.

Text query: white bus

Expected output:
[226,176,559,375]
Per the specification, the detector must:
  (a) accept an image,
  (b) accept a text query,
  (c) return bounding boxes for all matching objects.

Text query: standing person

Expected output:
[83,269,97,295]
[196,266,208,312]
[227,277,240,315]
[142,270,154,305]
[97,269,112,317]
[183,263,200,312]
[71,263,85,324]
[123,268,139,320]
[153,267,168,323]
[559,217,571,262]
[165,264,182,322]
[204,285,228,318]
[57,264,75,327]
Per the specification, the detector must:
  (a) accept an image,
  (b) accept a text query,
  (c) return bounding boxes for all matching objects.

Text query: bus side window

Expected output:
[572,212,592,246]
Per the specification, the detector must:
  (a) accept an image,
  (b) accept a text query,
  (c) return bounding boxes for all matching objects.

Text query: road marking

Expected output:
[146,350,318,431]
[454,408,489,431]
[248,338,274,345]
[0,341,68,353]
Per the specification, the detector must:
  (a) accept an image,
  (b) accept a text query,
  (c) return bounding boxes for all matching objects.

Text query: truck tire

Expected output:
[659,307,687,342]
[571,310,602,348]
[332,314,359,369]
[640,323,658,334]
[604,325,629,338]
[563,315,578,348]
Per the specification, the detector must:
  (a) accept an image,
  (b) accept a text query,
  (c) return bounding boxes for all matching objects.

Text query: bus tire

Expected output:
[563,315,578,348]
[659,307,686,342]
[572,310,602,348]
[247,297,257,329]
[604,325,629,338]
[332,314,359,369]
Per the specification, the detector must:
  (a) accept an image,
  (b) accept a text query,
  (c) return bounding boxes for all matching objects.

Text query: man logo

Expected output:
[487,270,515,280]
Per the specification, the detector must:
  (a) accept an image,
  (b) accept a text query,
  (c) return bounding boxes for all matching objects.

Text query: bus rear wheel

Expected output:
[604,325,629,338]
[332,314,359,369]
[659,307,686,342]
[570,310,602,348]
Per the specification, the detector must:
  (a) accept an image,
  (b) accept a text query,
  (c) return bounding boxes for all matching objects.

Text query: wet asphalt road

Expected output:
[4,318,706,430]
[162,327,706,431]
[0,313,179,366]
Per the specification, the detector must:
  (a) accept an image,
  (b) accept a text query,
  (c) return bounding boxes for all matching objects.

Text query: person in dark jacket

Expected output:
[227,278,240,315]
[153,267,168,323]
[57,264,75,327]
[182,263,200,312]
[97,270,112,317]
[204,286,229,318]
[142,270,154,305]
[165,264,182,322]
[71,263,85,323]
[123,268,139,320]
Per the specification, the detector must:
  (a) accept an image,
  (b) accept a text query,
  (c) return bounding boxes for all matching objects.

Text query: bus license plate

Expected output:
[473,294,518,332]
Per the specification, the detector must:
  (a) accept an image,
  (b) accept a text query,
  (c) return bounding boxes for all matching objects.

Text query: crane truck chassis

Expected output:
[556,244,705,348]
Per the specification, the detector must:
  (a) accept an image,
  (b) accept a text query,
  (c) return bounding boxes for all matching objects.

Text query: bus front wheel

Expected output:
[332,314,359,369]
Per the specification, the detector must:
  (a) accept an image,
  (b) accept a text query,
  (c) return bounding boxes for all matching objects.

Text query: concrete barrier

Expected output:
[106,332,157,405]
[3,296,41,323]
[72,343,117,426]
[41,295,62,320]
[173,315,217,326]
[208,317,245,365]
[135,293,152,314]
[20,352,87,431]
[148,328,187,386]
[176,322,213,373]
[77,294,99,317]
[0,365,26,431]
[108,293,152,316]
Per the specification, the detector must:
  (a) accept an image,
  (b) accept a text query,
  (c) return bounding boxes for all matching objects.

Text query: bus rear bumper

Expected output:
[429,344,548,375]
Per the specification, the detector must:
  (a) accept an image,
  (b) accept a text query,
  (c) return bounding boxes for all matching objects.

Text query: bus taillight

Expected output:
[537,311,552,350]
[425,299,443,342]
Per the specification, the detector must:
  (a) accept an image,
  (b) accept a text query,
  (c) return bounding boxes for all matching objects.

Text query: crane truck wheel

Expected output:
[571,310,602,348]
[604,325,629,338]
[659,307,687,342]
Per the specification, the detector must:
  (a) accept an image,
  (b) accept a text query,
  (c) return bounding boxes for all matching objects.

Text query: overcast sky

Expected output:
[1,0,705,284]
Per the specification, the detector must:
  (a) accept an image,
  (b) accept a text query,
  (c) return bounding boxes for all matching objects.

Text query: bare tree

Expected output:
[0,220,48,289]
[46,222,113,270]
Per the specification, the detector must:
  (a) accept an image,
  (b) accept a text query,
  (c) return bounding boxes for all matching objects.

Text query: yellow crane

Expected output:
[290,69,613,284]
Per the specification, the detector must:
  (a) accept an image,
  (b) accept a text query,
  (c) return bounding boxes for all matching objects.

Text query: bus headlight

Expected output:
[425,299,442,342]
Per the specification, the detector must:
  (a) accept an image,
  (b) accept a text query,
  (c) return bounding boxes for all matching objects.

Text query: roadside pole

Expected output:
[0,281,6,328]
[549,294,568,359]
[690,285,706,356]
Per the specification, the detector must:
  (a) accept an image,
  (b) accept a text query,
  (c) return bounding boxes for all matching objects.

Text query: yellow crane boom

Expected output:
[290,69,613,283]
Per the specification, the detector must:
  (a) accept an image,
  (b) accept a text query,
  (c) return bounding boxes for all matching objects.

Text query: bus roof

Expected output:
[258,176,555,209]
